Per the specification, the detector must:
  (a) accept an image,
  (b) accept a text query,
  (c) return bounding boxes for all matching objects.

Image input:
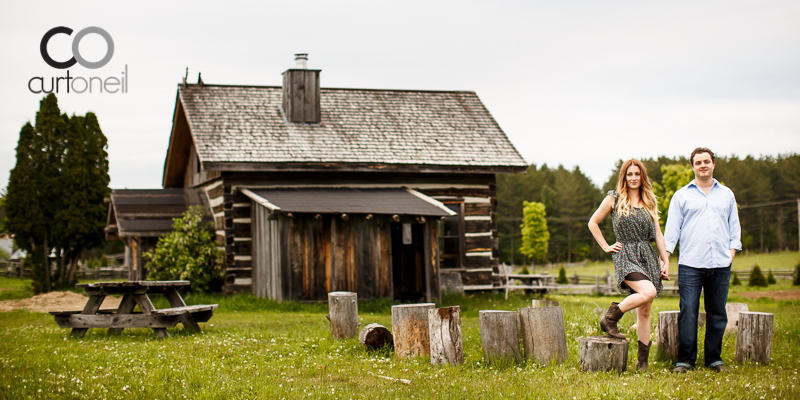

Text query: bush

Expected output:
[520,265,531,275]
[767,269,777,285]
[556,264,568,284]
[144,206,223,292]
[748,265,768,287]
[731,272,741,286]
[794,263,800,286]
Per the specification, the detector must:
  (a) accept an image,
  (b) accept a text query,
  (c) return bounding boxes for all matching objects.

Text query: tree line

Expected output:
[497,154,800,265]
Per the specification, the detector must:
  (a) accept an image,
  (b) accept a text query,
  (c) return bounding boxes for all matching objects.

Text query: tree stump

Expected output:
[479,310,521,364]
[531,300,559,308]
[359,323,393,350]
[698,312,706,328]
[327,292,359,340]
[735,312,774,364]
[579,336,628,372]
[392,303,435,360]
[518,306,568,366]
[656,311,679,361]
[725,303,749,334]
[428,306,464,365]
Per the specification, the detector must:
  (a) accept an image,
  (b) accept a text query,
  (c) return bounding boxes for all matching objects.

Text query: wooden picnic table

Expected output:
[50,281,217,338]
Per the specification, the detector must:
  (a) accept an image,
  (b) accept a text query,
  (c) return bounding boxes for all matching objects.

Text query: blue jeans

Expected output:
[676,264,731,369]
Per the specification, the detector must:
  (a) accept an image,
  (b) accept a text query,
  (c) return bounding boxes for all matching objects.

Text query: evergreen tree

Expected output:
[520,201,549,264]
[731,272,742,286]
[748,265,768,287]
[556,264,568,284]
[767,269,777,285]
[0,190,6,234]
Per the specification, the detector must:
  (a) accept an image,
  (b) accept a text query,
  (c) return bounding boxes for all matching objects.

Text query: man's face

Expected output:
[692,152,715,179]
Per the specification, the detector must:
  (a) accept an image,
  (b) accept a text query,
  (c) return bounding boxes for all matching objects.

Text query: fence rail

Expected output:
[2,261,129,280]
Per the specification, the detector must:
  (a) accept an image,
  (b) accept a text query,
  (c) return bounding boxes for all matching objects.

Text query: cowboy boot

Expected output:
[636,340,651,371]
[599,302,626,340]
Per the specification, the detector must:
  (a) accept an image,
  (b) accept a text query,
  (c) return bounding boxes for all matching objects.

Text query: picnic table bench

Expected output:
[50,281,217,338]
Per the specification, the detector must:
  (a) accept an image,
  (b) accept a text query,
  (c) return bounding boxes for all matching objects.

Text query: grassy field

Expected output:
[1,275,799,399]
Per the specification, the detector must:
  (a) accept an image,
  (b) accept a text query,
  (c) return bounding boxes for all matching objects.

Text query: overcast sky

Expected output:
[1,0,798,191]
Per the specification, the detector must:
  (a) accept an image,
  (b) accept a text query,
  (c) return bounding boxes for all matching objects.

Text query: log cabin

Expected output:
[106,54,527,302]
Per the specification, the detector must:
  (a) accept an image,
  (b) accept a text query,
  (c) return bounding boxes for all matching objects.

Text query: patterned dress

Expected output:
[608,190,663,296]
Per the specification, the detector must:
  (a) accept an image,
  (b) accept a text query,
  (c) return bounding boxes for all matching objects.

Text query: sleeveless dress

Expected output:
[608,190,663,296]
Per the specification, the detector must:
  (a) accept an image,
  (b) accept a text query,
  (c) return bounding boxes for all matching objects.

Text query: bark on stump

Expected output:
[531,300,559,308]
[327,292,359,340]
[579,336,628,372]
[657,311,679,361]
[518,306,568,366]
[735,311,774,364]
[359,323,394,350]
[428,306,464,365]
[392,303,435,360]
[725,303,749,334]
[479,310,521,364]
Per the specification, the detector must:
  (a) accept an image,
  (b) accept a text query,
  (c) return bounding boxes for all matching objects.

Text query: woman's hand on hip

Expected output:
[604,242,622,253]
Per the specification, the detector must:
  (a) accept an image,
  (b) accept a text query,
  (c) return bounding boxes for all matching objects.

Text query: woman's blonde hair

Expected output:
[615,159,659,223]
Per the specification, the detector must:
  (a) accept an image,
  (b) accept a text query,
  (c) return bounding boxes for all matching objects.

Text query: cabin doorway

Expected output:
[391,222,425,301]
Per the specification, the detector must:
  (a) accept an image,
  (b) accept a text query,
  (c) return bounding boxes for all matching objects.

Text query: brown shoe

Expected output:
[712,364,726,373]
[672,366,689,374]
[599,302,626,340]
[636,340,651,372]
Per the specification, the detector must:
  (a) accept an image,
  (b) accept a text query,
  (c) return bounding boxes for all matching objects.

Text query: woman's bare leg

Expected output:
[636,301,652,343]
[617,280,657,313]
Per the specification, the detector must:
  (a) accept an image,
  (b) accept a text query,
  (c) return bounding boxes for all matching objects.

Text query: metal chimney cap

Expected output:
[294,53,308,69]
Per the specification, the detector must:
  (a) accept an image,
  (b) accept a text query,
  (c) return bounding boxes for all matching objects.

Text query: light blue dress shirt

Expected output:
[664,179,742,269]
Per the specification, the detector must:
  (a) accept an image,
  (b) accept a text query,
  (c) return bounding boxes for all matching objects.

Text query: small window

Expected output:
[438,202,464,269]
[195,151,201,174]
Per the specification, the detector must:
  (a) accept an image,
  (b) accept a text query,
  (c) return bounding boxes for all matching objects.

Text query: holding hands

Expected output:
[659,259,670,281]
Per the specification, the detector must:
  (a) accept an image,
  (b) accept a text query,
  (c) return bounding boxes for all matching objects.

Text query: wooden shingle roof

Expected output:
[177,84,527,170]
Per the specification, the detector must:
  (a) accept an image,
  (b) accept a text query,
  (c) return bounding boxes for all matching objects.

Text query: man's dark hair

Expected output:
[690,147,715,165]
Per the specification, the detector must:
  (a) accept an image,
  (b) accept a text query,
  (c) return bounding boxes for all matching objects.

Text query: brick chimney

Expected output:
[282,53,321,123]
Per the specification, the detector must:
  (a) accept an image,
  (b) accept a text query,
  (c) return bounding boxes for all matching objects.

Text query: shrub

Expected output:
[520,265,531,275]
[794,263,800,286]
[556,264,568,284]
[731,272,741,286]
[767,269,777,285]
[748,264,768,287]
[144,206,223,292]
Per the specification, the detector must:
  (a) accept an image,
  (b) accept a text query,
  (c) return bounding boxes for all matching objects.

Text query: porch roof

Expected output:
[240,187,456,217]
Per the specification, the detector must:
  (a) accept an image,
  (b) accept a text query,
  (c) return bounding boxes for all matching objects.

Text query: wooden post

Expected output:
[657,311,679,361]
[531,300,559,308]
[479,310,521,364]
[327,292,359,340]
[392,303,435,359]
[735,312,774,364]
[579,336,628,372]
[359,323,393,350]
[518,306,568,366]
[428,306,464,365]
[725,303,749,334]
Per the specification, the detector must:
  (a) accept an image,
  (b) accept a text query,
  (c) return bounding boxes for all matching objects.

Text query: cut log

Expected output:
[359,323,393,350]
[327,292,359,340]
[698,312,706,328]
[479,310,521,364]
[518,306,568,366]
[531,300,559,308]
[579,336,628,372]
[428,306,464,365]
[725,303,749,334]
[391,303,435,360]
[656,311,679,361]
[735,312,774,364]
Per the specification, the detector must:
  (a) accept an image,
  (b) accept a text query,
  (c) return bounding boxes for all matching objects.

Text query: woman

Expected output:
[587,159,670,372]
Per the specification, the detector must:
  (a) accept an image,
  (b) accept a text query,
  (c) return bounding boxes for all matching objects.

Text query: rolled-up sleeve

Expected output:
[729,194,742,251]
[664,191,683,253]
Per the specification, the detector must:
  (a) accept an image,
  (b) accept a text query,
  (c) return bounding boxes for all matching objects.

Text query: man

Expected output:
[664,147,741,373]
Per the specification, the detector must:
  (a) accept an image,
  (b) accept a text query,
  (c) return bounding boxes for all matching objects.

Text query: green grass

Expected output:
[1,278,799,399]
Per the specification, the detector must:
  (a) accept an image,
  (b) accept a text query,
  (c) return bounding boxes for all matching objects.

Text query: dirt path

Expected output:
[0,291,121,313]
[739,289,800,301]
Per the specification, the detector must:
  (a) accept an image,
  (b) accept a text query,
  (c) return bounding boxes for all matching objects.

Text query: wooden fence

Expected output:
[2,261,129,280]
